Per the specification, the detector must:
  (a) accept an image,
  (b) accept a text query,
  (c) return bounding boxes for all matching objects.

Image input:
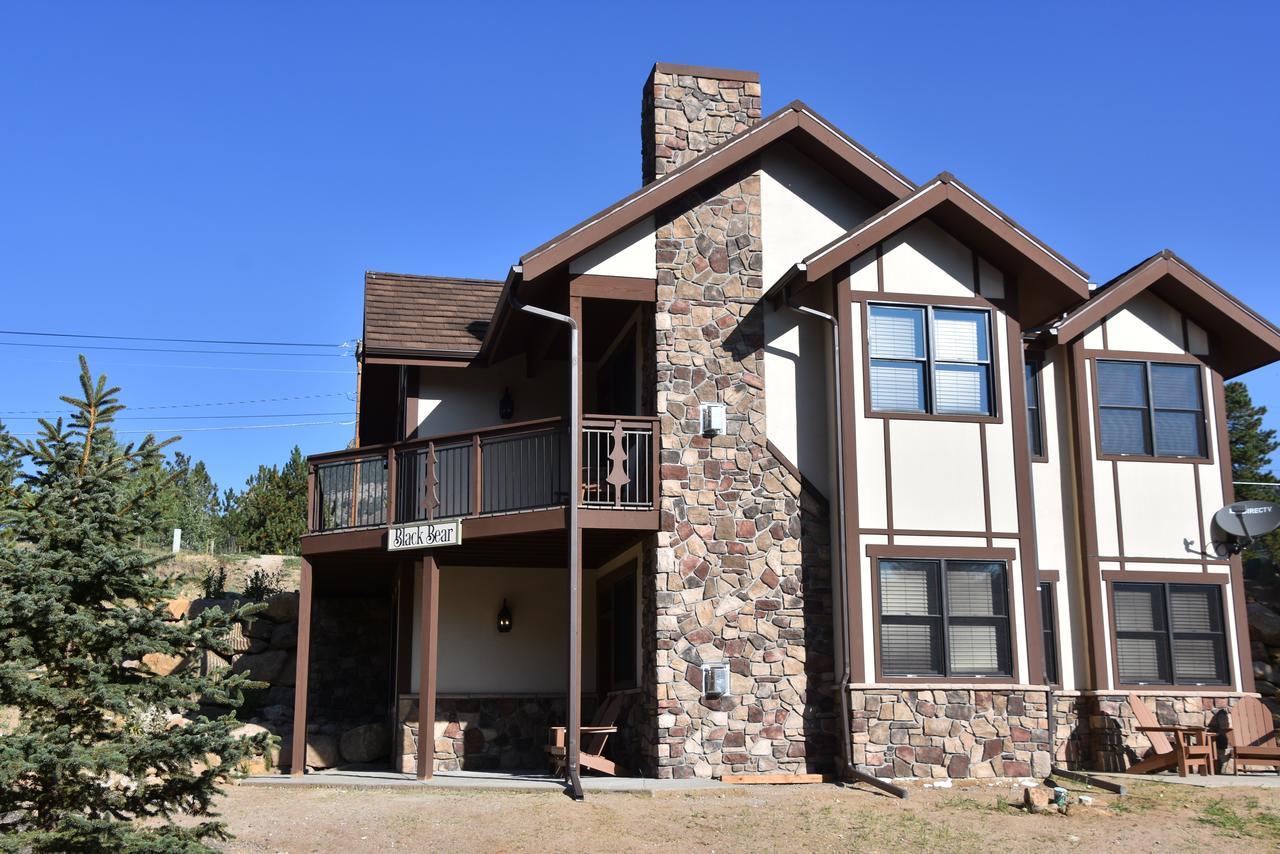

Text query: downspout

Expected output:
[508,266,585,801]
[782,270,907,800]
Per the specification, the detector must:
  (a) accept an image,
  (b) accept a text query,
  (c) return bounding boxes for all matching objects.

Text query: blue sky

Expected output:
[2,2,1277,490]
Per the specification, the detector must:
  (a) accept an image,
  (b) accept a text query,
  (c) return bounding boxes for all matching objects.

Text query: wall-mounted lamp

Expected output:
[497,599,513,633]
[499,388,514,420]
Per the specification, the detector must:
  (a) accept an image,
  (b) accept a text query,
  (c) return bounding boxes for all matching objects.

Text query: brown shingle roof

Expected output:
[363,272,502,356]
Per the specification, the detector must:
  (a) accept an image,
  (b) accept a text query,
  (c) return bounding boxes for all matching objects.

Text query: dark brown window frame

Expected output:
[1037,581,1060,686]
[873,555,1015,680]
[1107,576,1231,689]
[861,299,1002,424]
[1089,353,1211,464]
[1025,355,1048,462]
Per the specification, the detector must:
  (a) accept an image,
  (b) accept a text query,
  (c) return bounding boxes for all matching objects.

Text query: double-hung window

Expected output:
[868,304,994,416]
[1038,582,1059,684]
[1096,360,1206,458]
[878,559,1011,677]
[1112,582,1228,685]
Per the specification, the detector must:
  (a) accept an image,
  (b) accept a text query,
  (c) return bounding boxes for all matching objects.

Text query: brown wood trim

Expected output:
[866,544,1017,561]
[859,527,1022,539]
[835,270,865,681]
[1112,459,1125,557]
[462,508,567,538]
[1006,311,1045,685]
[979,421,992,546]
[1213,369,1256,693]
[652,62,759,82]
[1039,570,1061,582]
[1026,353,1049,463]
[364,354,474,368]
[859,298,1006,426]
[1086,357,1213,464]
[416,553,440,779]
[579,508,661,530]
[1095,556,1230,566]
[1101,569,1229,585]
[1067,337,1109,689]
[766,439,803,483]
[520,102,914,281]
[300,527,386,556]
[569,274,657,302]
[1080,348,1203,364]
[289,558,313,774]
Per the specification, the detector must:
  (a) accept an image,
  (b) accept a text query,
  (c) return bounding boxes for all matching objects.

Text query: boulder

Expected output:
[270,620,298,650]
[231,649,288,684]
[141,652,185,677]
[231,721,271,741]
[279,735,340,770]
[263,592,299,623]
[1248,603,1280,646]
[340,723,391,764]
[165,597,191,621]
[1023,786,1053,813]
[242,617,275,640]
[188,597,241,621]
[275,654,297,687]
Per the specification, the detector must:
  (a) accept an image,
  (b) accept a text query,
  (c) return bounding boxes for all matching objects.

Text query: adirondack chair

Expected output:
[547,692,626,777]
[1228,695,1280,774]
[1126,693,1214,776]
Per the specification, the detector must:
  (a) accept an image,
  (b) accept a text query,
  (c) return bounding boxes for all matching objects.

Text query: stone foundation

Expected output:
[396,695,571,774]
[850,686,1243,779]
[851,688,1052,780]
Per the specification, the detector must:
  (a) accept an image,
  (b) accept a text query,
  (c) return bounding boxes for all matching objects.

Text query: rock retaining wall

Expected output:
[396,695,571,774]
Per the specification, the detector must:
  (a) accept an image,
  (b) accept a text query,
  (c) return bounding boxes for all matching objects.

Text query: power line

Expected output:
[0,341,348,357]
[3,411,355,421]
[0,329,352,349]
[12,356,354,374]
[0,391,353,415]
[9,419,357,437]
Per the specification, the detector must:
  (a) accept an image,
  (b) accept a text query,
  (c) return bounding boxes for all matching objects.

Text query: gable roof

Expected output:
[1051,249,1280,378]
[773,173,1090,325]
[363,272,503,362]
[518,100,917,281]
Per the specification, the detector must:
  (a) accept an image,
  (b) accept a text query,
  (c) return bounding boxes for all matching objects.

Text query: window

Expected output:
[878,559,1011,677]
[1096,360,1206,458]
[868,305,994,416]
[1026,358,1046,458]
[597,565,638,690]
[1038,582,1059,684]
[1112,582,1228,685]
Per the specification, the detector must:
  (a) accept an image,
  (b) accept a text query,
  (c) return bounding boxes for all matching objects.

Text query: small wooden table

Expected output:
[1137,725,1216,777]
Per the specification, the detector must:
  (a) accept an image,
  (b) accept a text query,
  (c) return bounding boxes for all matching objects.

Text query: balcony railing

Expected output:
[306,415,659,535]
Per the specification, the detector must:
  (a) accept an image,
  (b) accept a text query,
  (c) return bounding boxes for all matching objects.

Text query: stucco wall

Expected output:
[412,355,567,439]
[568,217,657,278]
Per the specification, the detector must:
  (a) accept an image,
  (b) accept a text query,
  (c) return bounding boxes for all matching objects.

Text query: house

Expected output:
[289,63,1280,789]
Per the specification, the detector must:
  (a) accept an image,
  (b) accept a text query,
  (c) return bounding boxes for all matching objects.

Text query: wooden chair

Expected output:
[1127,692,1214,777]
[547,692,626,777]
[1228,695,1280,774]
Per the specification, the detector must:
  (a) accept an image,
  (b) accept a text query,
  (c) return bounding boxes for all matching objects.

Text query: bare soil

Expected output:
[203,778,1280,853]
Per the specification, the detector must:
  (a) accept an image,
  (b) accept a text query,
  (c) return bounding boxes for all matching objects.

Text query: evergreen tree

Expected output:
[157,452,222,551]
[0,421,19,537]
[0,358,268,852]
[222,446,307,555]
[1225,380,1280,561]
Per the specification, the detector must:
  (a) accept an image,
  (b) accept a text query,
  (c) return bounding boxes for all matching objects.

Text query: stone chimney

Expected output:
[642,63,762,184]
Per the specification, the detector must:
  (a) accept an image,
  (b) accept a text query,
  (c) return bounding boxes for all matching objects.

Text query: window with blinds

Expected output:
[868,304,993,416]
[1112,582,1227,685]
[1038,582,1059,684]
[1096,360,1206,458]
[1026,359,1045,458]
[878,559,1011,677]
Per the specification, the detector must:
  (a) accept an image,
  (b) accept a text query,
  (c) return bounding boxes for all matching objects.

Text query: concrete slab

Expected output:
[239,768,736,795]
[1092,772,1280,789]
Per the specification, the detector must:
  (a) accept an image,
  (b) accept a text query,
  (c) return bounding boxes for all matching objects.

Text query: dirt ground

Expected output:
[202,777,1280,853]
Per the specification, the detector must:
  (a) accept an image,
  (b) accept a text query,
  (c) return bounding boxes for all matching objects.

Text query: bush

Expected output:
[201,565,228,599]
[243,567,285,602]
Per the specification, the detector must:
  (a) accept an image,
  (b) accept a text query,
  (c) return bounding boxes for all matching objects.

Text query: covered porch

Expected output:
[288,531,650,782]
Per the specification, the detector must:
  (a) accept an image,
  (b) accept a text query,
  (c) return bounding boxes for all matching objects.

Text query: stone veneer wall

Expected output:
[850,688,1242,779]
[649,155,836,778]
[851,688,1052,780]
[397,695,572,774]
[642,67,762,184]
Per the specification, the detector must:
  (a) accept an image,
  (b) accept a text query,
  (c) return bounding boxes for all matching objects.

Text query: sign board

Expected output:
[388,519,463,552]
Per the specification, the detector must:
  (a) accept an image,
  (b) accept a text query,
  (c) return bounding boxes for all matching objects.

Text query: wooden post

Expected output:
[472,433,482,517]
[416,553,439,780]
[305,465,316,532]
[290,558,314,774]
[386,446,398,527]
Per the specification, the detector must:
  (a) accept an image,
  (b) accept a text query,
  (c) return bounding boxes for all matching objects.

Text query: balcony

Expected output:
[303,415,659,552]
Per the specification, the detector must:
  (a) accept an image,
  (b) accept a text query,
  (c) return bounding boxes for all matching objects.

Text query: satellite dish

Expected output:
[1211,500,1280,554]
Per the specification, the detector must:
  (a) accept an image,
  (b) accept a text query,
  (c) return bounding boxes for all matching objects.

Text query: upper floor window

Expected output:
[1096,360,1205,458]
[878,558,1011,677]
[868,304,994,417]
[1026,358,1045,459]
[1113,582,1227,686]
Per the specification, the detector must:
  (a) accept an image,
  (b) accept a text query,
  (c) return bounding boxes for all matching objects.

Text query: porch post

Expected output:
[290,557,313,774]
[416,552,440,780]
[567,295,584,798]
